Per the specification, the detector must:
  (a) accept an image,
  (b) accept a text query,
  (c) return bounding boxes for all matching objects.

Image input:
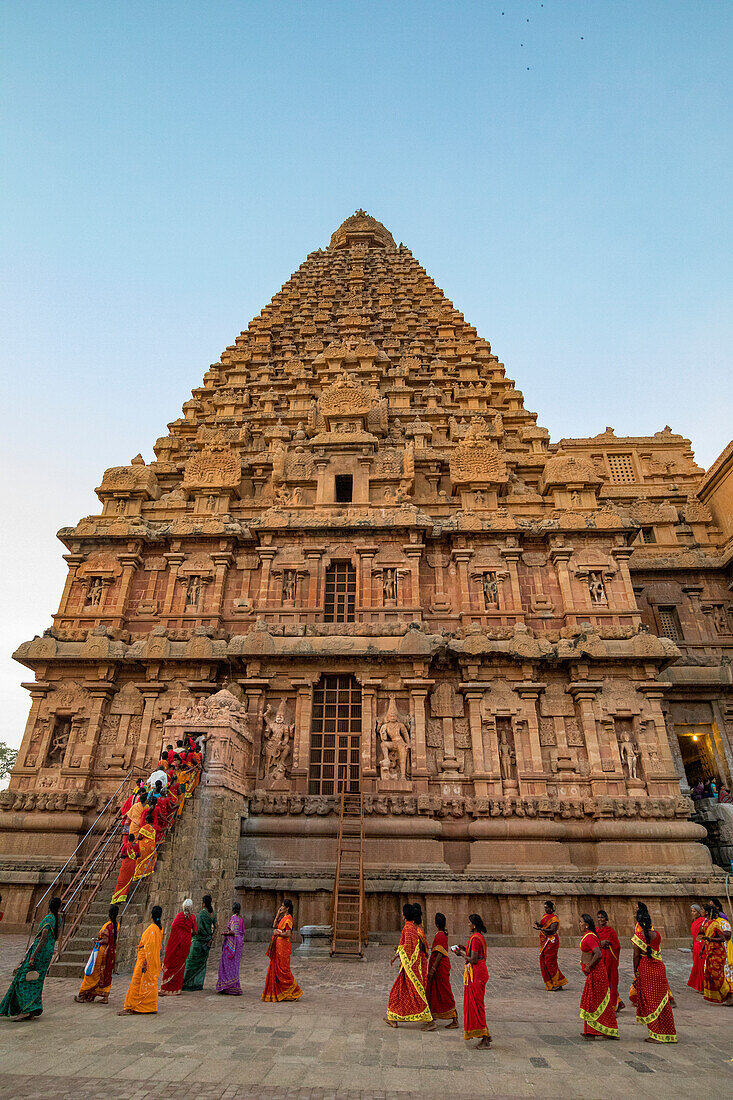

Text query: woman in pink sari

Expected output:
[217,902,245,995]
[687,903,705,993]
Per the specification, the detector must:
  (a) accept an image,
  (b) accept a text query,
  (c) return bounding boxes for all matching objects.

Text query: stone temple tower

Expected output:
[3,210,732,938]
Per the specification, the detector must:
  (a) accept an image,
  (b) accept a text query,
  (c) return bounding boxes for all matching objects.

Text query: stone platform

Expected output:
[0,933,730,1099]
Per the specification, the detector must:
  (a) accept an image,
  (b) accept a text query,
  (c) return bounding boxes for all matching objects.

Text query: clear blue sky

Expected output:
[1,1,731,750]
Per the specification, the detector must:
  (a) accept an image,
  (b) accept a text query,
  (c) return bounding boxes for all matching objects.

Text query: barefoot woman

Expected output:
[455,913,491,1049]
[386,903,432,1026]
[578,913,618,1040]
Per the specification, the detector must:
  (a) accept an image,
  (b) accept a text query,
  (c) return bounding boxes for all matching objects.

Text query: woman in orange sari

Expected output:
[118,906,163,1016]
[699,899,733,1005]
[422,912,458,1030]
[262,899,303,1002]
[75,904,119,1004]
[632,902,677,1042]
[455,913,491,1048]
[578,914,618,1040]
[596,910,623,1011]
[534,900,567,991]
[386,902,432,1026]
[160,899,197,995]
[132,809,158,882]
[687,903,706,993]
[110,834,140,904]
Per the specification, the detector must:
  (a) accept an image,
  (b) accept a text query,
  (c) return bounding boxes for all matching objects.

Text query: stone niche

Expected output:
[163,688,255,795]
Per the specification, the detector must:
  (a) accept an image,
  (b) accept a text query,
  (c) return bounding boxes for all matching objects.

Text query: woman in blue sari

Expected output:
[1,897,63,1021]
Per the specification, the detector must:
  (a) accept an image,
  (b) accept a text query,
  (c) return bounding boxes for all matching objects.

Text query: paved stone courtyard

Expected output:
[0,933,730,1099]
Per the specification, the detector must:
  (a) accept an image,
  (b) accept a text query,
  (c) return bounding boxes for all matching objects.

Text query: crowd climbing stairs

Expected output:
[330,784,367,957]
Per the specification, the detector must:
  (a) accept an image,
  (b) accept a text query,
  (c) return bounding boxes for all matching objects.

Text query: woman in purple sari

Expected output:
[216,902,245,995]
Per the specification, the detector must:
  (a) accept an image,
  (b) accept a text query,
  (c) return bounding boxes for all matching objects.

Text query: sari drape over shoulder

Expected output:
[539,913,567,990]
[77,919,118,1001]
[387,920,432,1023]
[132,822,157,882]
[632,926,677,1041]
[579,932,618,1037]
[123,922,163,1013]
[262,914,302,1002]
[687,915,706,993]
[111,837,139,904]
[182,908,217,991]
[700,916,733,1003]
[217,914,245,994]
[426,929,457,1020]
[463,931,490,1041]
[598,925,621,1009]
[161,911,197,993]
[0,913,59,1018]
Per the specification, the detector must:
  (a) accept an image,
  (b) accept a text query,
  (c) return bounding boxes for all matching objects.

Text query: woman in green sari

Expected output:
[182,894,217,991]
[1,896,63,1021]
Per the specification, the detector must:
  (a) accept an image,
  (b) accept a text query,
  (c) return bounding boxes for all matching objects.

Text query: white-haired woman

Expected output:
[160,899,196,995]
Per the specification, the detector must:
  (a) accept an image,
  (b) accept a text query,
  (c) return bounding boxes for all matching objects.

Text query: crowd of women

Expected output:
[111,736,204,905]
[384,894,733,1047]
[2,887,731,1041]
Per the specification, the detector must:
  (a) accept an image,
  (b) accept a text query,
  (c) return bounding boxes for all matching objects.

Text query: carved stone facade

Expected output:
[2,211,731,936]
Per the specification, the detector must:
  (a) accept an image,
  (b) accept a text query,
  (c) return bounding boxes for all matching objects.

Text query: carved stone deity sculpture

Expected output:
[498,730,516,780]
[378,695,412,780]
[263,699,294,781]
[619,733,639,780]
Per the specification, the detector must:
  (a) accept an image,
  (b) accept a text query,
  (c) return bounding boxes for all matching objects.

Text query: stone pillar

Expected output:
[256,548,276,610]
[57,553,86,616]
[512,682,547,783]
[291,678,315,783]
[451,549,474,613]
[305,548,324,613]
[550,545,574,614]
[460,684,489,795]
[136,684,167,771]
[360,679,381,778]
[74,682,117,773]
[211,551,234,619]
[15,682,52,773]
[239,679,269,780]
[404,679,433,787]
[358,547,377,610]
[637,682,689,796]
[610,546,638,615]
[162,552,185,614]
[500,547,524,614]
[403,543,424,615]
[115,551,142,619]
[567,681,606,785]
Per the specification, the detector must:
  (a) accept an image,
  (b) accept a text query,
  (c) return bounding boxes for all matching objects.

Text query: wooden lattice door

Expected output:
[308,675,361,794]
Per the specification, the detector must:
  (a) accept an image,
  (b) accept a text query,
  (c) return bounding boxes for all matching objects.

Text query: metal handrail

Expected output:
[30,766,142,923]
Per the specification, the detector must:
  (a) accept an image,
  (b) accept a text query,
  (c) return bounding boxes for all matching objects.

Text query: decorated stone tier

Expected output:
[2,211,732,940]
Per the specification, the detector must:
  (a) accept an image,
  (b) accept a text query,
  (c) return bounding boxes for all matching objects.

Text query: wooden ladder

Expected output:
[330,778,367,956]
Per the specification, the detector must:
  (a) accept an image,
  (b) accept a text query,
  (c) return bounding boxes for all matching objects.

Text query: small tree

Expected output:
[0,742,18,783]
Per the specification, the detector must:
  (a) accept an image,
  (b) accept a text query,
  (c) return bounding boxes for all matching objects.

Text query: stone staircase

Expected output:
[49,890,148,978]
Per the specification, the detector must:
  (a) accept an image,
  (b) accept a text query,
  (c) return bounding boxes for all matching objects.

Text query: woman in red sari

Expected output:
[74,904,119,1004]
[160,899,197,995]
[687,903,705,993]
[578,914,618,1040]
[386,903,432,1026]
[632,902,677,1042]
[534,900,567,991]
[262,899,302,1002]
[699,899,733,1005]
[454,913,491,1048]
[422,912,458,1030]
[111,833,140,904]
[596,910,623,1011]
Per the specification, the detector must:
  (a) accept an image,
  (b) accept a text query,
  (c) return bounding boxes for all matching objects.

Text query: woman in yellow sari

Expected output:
[132,809,158,882]
[118,906,164,1015]
[386,903,432,1026]
[74,904,119,1004]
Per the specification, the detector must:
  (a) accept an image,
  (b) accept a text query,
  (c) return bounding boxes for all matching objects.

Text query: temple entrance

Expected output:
[308,675,361,794]
[676,723,727,788]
